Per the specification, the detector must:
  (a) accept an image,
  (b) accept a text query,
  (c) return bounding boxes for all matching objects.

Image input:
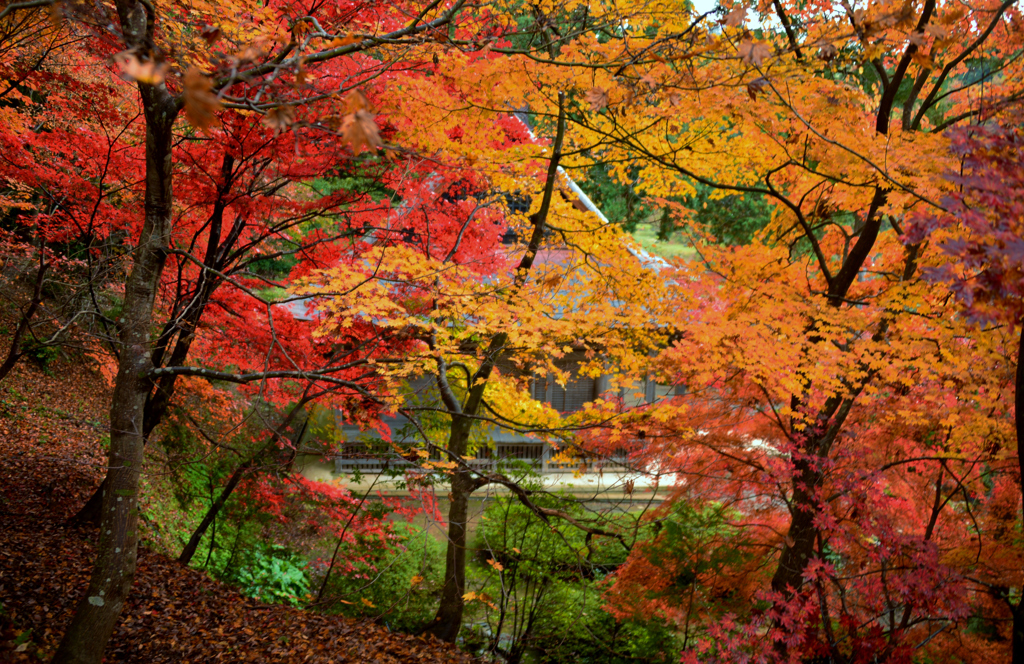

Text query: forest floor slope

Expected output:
[0,313,475,664]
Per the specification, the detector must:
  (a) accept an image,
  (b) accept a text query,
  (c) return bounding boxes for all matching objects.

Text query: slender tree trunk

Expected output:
[426,96,566,642]
[426,421,474,641]
[178,460,251,565]
[430,476,471,640]
[51,56,179,663]
[0,256,47,384]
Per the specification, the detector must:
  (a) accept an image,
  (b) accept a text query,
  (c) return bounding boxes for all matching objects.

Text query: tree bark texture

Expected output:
[770,459,822,594]
[51,53,179,663]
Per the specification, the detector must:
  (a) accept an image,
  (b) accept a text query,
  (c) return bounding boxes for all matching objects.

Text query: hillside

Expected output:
[0,320,474,664]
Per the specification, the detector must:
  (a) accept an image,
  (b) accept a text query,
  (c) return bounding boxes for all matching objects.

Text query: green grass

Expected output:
[630,222,696,260]
[255,286,289,302]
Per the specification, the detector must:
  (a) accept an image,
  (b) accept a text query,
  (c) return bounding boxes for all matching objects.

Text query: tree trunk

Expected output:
[771,458,822,594]
[0,256,47,384]
[67,481,105,528]
[425,96,566,643]
[51,66,179,663]
[426,420,474,641]
[178,460,250,565]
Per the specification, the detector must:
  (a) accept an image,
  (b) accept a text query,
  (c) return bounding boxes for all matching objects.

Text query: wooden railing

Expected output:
[331,443,633,475]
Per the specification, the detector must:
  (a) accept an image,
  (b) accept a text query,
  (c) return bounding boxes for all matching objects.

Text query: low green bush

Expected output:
[20,339,60,369]
[215,543,312,607]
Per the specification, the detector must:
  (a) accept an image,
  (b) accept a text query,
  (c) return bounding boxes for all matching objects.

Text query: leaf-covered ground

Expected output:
[0,321,474,663]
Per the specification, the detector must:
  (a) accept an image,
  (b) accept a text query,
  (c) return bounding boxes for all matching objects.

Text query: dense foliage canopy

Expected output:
[1,0,1023,662]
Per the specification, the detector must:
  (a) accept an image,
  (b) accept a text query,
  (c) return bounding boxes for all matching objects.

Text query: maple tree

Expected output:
[520,0,1024,659]
[0,282,473,663]
[0,8,142,384]
[0,0,669,657]
[0,0,506,661]
[906,122,1024,663]
[413,0,1024,659]
[298,97,673,640]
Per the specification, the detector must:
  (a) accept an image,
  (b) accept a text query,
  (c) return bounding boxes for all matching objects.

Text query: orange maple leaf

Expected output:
[262,105,294,135]
[114,51,168,85]
[724,6,746,28]
[341,110,383,153]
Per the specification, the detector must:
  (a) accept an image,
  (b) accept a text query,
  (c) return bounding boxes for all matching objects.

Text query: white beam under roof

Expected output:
[511,112,670,271]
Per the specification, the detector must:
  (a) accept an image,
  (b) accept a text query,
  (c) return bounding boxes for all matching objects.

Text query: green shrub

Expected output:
[20,339,60,368]
[215,543,312,607]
